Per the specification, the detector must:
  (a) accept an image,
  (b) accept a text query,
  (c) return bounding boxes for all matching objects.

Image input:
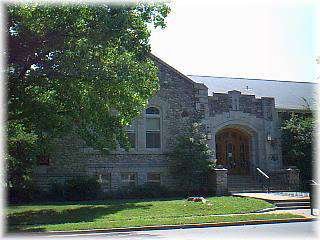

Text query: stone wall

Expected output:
[204,90,283,172]
[208,168,228,195]
[32,57,285,193]
[209,91,274,120]
[33,56,199,192]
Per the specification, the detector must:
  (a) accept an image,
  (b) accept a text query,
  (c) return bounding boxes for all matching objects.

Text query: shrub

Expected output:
[45,177,102,202]
[48,181,65,201]
[114,183,172,199]
[170,121,215,192]
[281,112,314,190]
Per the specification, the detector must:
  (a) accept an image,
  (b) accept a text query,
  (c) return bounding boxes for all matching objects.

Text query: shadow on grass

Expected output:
[7,196,189,207]
[7,203,152,232]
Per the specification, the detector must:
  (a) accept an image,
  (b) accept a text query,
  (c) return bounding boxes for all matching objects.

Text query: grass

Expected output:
[6,196,303,232]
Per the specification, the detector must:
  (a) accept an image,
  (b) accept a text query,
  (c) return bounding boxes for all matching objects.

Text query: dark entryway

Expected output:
[215,128,251,175]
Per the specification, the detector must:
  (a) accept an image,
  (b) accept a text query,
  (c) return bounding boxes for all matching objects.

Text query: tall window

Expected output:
[239,142,245,161]
[120,123,136,149]
[146,107,161,148]
[125,123,136,148]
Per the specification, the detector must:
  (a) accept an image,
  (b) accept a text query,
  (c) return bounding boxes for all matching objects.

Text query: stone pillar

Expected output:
[286,167,300,191]
[208,168,228,195]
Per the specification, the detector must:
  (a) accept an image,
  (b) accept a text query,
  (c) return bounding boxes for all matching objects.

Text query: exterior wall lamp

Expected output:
[206,132,212,140]
[206,125,212,140]
[267,133,272,141]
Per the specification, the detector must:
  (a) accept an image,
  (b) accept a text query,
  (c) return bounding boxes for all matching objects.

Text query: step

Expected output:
[228,185,260,188]
[275,205,310,210]
[275,202,310,207]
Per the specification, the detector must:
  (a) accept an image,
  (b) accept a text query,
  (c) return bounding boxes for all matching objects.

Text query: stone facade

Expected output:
[33,56,286,192]
[205,90,283,172]
[208,168,228,195]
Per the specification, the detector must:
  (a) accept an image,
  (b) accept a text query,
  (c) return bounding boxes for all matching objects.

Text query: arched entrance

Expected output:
[215,127,252,175]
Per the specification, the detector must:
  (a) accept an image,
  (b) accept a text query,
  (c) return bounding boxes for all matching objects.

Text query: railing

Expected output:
[256,167,271,192]
[248,162,271,192]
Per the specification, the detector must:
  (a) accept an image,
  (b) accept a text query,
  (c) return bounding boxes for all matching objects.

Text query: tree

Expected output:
[281,112,314,189]
[170,120,215,194]
[6,3,170,202]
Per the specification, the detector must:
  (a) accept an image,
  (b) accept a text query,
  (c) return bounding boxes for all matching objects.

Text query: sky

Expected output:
[150,0,319,82]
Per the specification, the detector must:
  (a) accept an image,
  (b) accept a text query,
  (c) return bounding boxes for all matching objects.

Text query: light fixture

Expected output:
[206,126,212,140]
[206,131,212,140]
[267,133,272,141]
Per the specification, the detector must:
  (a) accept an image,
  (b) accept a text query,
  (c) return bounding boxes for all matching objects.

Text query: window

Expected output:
[125,123,136,148]
[147,172,161,184]
[146,107,160,115]
[120,123,136,149]
[146,107,161,148]
[37,155,50,165]
[226,143,234,161]
[216,143,221,160]
[239,142,245,161]
[97,173,111,190]
[121,172,137,186]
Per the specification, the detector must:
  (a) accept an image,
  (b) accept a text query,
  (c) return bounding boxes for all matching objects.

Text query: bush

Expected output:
[47,176,102,201]
[48,181,65,201]
[281,112,314,190]
[170,121,215,192]
[64,176,102,201]
[113,184,172,199]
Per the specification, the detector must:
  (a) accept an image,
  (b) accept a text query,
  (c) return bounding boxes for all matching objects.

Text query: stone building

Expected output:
[33,55,316,193]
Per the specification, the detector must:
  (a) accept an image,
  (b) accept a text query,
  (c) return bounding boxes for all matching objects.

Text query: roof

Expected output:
[149,54,196,85]
[188,75,317,110]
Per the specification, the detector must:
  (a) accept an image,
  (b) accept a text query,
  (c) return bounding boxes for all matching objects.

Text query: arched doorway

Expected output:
[215,128,252,175]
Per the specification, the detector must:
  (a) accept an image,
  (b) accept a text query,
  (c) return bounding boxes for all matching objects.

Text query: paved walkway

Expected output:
[232,192,310,201]
[42,222,318,239]
[270,208,318,218]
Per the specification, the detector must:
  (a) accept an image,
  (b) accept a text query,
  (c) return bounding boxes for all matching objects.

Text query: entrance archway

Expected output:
[215,127,252,175]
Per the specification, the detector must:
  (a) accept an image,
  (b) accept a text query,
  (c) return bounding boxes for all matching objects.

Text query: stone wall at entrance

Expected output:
[203,90,283,173]
[208,168,228,195]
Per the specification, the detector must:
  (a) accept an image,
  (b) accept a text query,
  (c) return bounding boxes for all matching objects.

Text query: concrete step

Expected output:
[226,175,289,192]
[275,201,310,207]
[275,205,310,210]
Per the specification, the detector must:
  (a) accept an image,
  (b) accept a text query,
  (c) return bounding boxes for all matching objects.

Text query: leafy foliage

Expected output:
[114,183,172,199]
[6,3,170,202]
[170,121,215,193]
[64,176,102,201]
[281,112,314,188]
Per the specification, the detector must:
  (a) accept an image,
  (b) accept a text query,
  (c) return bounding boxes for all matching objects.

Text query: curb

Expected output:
[30,217,315,236]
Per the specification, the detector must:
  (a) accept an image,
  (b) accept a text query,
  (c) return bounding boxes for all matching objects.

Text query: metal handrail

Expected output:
[247,161,271,192]
[256,167,270,192]
[310,180,318,185]
[256,168,270,179]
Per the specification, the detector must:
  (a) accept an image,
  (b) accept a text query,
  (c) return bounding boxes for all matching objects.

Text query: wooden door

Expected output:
[216,128,250,175]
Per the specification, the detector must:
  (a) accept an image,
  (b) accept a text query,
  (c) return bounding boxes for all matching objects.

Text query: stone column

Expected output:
[286,167,300,191]
[208,168,228,195]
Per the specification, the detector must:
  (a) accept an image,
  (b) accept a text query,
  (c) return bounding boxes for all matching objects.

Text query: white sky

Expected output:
[150,0,319,82]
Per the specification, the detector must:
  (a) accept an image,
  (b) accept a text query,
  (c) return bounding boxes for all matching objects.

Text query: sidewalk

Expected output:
[30,208,316,236]
[270,208,318,218]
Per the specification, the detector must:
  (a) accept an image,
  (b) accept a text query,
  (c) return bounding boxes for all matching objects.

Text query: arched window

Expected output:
[146,107,161,148]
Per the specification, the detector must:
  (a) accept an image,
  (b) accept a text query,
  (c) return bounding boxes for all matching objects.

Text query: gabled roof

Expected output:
[189,75,317,110]
[149,54,196,85]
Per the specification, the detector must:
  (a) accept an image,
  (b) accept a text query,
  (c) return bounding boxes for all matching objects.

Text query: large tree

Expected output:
[7,3,170,201]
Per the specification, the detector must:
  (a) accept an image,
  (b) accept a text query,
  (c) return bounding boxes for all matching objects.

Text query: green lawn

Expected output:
[6,196,302,232]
